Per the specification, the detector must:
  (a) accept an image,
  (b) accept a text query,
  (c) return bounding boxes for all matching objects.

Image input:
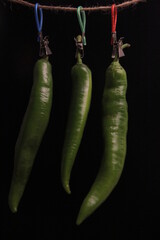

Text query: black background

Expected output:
[0,0,159,239]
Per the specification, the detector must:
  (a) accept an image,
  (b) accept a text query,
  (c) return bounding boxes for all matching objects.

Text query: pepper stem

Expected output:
[75,35,83,64]
[114,43,131,62]
[77,51,82,64]
[121,43,131,50]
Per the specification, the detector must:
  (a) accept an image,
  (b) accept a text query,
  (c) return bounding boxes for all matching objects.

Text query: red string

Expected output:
[111,4,117,33]
[111,4,117,44]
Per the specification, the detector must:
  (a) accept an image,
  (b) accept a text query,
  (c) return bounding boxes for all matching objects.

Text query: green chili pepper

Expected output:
[8,57,53,213]
[76,51,128,225]
[61,35,92,194]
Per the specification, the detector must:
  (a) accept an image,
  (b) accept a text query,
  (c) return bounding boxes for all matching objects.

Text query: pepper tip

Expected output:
[76,215,84,226]
[9,205,18,213]
[64,184,71,195]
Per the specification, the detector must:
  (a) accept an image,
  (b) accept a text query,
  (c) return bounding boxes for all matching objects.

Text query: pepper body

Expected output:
[61,55,92,194]
[8,57,53,213]
[76,59,128,225]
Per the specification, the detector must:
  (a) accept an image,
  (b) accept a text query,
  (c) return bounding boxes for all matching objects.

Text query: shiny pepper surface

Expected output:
[76,58,128,225]
[8,57,53,213]
[61,49,92,194]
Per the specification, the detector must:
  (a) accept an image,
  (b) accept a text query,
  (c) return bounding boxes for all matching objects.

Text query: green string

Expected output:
[77,6,86,46]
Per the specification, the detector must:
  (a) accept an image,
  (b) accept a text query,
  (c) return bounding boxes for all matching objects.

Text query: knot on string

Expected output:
[77,6,86,46]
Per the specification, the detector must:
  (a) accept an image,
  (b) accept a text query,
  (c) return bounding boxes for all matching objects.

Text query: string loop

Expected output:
[111,4,117,45]
[111,4,117,34]
[77,6,86,46]
[35,3,43,34]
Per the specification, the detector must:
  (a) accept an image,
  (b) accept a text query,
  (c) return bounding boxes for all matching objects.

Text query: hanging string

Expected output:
[111,4,117,36]
[111,4,117,45]
[34,3,43,35]
[8,0,146,12]
[77,6,86,46]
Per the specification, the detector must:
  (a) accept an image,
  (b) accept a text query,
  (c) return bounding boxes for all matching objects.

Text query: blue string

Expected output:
[34,3,43,33]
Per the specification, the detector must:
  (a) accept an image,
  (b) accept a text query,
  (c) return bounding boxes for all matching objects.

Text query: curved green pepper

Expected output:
[76,57,128,225]
[61,36,92,194]
[8,57,53,213]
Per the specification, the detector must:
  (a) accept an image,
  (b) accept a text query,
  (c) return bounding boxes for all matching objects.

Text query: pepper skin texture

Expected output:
[76,59,128,225]
[61,52,92,194]
[8,57,53,213]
